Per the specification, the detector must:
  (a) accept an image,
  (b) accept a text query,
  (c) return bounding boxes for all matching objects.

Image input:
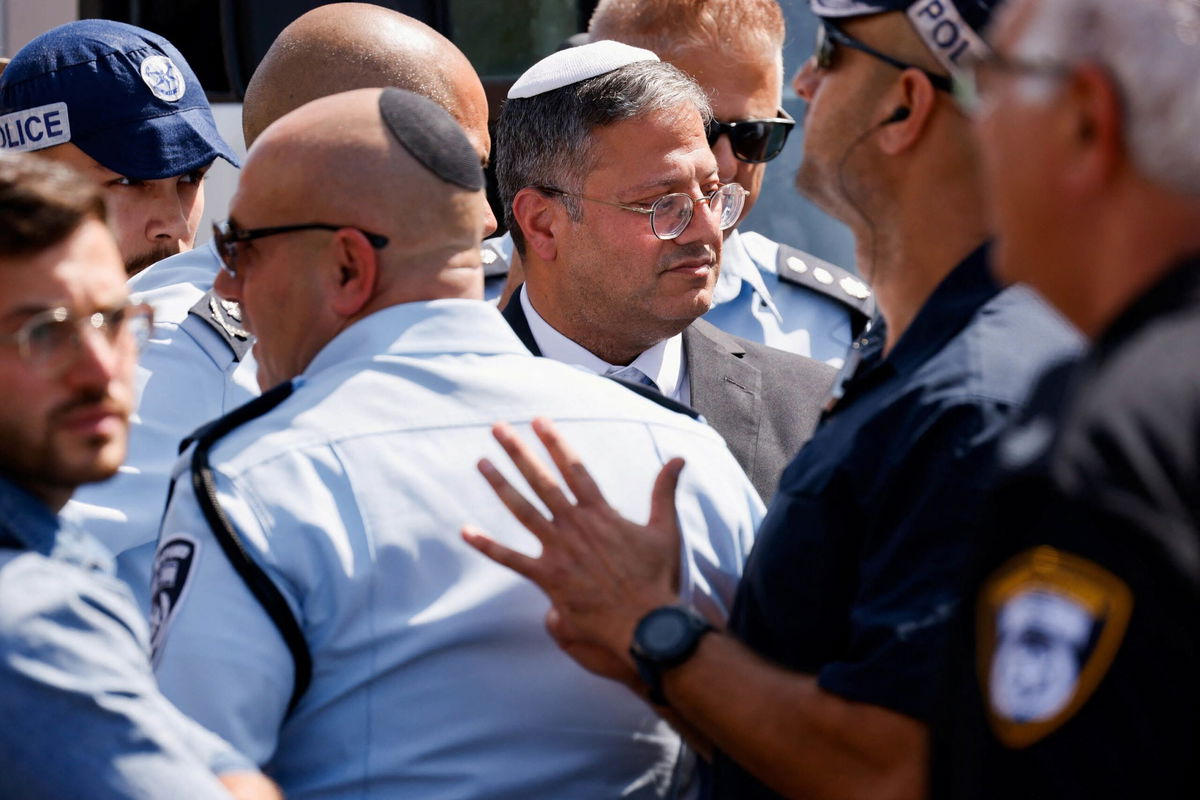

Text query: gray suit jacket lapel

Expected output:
[684,319,762,475]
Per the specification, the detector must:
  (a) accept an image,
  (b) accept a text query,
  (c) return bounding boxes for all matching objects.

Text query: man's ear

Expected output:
[511,187,561,262]
[328,228,380,317]
[876,69,939,155]
[1060,63,1123,195]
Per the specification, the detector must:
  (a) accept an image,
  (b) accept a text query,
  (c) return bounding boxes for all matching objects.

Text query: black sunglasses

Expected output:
[213,220,389,277]
[816,18,954,94]
[705,109,796,164]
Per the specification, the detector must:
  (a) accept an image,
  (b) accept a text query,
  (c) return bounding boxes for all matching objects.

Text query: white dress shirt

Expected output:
[520,285,691,404]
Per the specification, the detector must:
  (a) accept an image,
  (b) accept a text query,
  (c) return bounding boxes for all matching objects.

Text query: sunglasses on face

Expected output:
[815,18,954,94]
[705,109,796,164]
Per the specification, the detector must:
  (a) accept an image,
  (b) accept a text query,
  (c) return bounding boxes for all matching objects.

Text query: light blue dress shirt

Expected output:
[0,475,253,798]
[153,299,763,799]
[62,243,261,614]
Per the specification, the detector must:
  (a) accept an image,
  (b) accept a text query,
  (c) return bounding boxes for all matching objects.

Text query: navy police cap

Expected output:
[0,20,239,180]
[811,0,1001,71]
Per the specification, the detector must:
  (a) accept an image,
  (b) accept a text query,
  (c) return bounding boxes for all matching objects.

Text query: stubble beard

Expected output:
[125,243,181,277]
[0,390,131,504]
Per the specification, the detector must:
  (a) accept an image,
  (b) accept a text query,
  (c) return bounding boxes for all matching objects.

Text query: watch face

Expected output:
[643,609,690,652]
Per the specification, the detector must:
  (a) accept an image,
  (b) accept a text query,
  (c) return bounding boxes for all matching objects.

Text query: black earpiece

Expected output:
[881,106,911,126]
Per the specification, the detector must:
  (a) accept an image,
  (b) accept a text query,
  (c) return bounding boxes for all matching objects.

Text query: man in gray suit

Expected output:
[496,41,834,502]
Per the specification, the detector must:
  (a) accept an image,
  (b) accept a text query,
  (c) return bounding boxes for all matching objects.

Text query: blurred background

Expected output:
[0,0,855,269]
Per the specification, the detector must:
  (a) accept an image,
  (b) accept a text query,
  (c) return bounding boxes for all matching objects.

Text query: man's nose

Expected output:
[792,58,820,103]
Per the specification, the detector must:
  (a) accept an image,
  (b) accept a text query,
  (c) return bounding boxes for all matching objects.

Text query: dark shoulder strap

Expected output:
[188,290,253,361]
[606,375,702,421]
[775,244,874,337]
[500,286,542,356]
[186,380,312,716]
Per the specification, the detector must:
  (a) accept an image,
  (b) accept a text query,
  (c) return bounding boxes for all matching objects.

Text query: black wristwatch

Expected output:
[629,605,714,707]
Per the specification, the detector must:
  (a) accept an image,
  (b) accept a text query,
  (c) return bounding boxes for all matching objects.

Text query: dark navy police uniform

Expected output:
[933,257,1200,800]
[710,245,1082,798]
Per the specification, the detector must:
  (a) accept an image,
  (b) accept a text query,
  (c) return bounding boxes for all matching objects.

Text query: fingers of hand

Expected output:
[491,422,577,517]
[532,417,608,508]
[648,457,686,534]
[477,457,557,543]
[461,524,543,582]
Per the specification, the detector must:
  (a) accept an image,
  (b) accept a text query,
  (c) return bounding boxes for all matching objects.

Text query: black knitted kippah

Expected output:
[378,87,484,191]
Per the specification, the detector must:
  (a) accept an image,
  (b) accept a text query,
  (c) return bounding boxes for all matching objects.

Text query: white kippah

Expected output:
[507,40,660,99]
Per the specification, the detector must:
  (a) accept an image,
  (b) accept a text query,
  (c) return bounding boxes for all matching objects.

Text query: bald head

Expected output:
[241,87,485,294]
[242,2,489,164]
[220,87,488,388]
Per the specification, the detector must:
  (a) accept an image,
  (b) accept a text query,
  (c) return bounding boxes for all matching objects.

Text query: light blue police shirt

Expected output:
[704,229,854,366]
[481,230,856,364]
[62,243,260,614]
[0,475,254,798]
[152,299,763,799]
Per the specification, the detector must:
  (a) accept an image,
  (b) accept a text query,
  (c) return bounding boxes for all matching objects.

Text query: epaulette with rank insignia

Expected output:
[776,244,874,336]
[187,290,253,361]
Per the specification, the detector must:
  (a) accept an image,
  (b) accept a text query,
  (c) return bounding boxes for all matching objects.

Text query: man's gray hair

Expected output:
[1015,0,1200,194]
[495,60,712,256]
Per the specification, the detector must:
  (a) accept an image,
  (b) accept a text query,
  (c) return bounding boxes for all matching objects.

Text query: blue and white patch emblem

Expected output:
[140,55,186,102]
[149,534,200,663]
[978,547,1132,748]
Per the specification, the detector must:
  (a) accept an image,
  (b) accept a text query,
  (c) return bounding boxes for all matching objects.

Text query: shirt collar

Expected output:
[519,286,686,399]
[871,241,1000,377]
[0,474,110,570]
[712,230,783,322]
[0,474,61,554]
[303,299,532,380]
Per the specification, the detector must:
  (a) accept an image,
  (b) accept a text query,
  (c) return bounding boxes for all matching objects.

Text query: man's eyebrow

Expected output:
[0,303,56,325]
[622,175,687,196]
[622,169,722,197]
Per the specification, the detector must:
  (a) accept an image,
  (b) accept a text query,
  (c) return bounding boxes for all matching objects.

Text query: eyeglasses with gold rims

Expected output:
[539,182,748,240]
[2,303,153,375]
[212,220,390,278]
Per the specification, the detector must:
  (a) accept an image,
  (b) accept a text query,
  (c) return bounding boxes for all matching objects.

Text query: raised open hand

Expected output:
[462,417,685,665]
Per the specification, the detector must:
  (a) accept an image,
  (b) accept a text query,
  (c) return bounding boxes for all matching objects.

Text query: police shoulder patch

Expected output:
[978,546,1133,748]
[149,534,200,663]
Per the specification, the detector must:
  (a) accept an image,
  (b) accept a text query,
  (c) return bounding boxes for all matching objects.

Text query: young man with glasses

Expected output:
[465,2,1081,799]
[149,86,762,797]
[496,41,836,502]
[0,153,278,800]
